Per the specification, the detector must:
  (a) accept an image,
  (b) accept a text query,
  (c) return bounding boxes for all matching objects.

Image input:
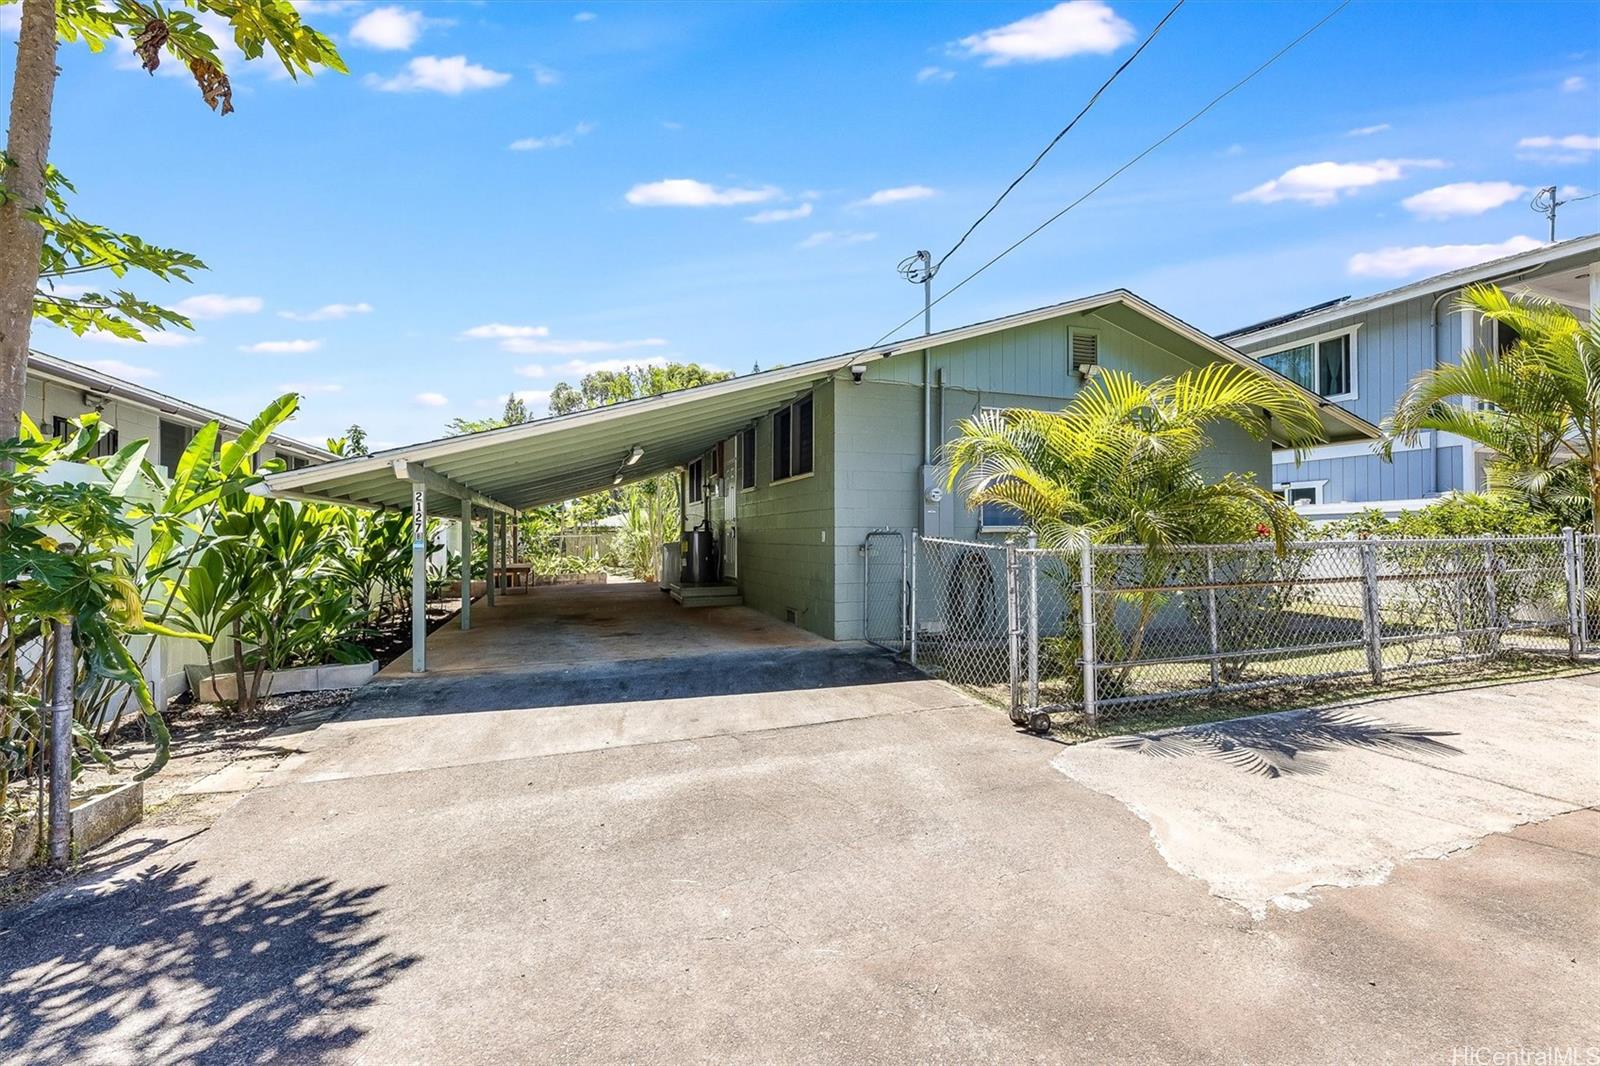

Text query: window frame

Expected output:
[974,406,1029,533]
[771,393,815,484]
[1258,326,1358,403]
[52,416,120,459]
[1274,479,1327,508]
[739,425,757,491]
[686,457,704,504]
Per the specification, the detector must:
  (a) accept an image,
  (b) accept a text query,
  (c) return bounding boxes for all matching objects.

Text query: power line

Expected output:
[933,0,1186,273]
[873,0,1351,349]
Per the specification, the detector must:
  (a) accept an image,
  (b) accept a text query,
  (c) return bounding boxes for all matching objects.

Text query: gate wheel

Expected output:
[1027,710,1052,735]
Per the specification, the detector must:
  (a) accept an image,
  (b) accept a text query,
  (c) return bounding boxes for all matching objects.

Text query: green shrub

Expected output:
[1319,493,1559,540]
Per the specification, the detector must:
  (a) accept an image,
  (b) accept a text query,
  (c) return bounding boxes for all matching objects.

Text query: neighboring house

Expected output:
[24,349,332,474]
[1221,232,1600,521]
[24,349,333,707]
[265,290,1374,647]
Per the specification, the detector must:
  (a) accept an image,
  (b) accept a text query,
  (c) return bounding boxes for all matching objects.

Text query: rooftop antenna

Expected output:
[897,250,936,336]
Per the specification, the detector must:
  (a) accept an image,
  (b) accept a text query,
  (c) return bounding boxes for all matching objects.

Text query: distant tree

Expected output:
[345,424,370,457]
[0,0,345,436]
[446,393,534,436]
[548,363,733,416]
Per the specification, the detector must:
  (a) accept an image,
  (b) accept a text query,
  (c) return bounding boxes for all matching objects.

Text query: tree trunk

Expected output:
[0,0,59,439]
[231,621,251,712]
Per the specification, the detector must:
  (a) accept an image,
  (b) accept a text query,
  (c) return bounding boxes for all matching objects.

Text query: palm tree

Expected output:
[943,363,1324,692]
[942,362,1323,550]
[1385,284,1600,528]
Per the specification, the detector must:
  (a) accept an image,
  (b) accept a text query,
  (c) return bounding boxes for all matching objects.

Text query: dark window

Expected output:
[739,426,756,489]
[1495,320,1521,357]
[687,458,704,503]
[159,419,196,472]
[1316,335,1350,397]
[1263,333,1353,399]
[52,416,120,459]
[772,407,792,481]
[282,455,310,471]
[772,394,814,481]
[979,500,1026,530]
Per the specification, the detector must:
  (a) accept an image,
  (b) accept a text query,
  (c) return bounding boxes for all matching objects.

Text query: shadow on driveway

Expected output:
[1105,707,1462,778]
[0,861,417,1066]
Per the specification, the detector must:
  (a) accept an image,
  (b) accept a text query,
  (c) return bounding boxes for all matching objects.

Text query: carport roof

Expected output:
[262,290,1380,516]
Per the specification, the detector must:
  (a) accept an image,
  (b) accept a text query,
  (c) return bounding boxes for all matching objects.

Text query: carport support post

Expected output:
[411,483,427,673]
[486,509,497,608]
[459,499,473,631]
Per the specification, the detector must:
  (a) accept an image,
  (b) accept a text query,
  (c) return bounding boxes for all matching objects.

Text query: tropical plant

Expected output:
[1384,285,1600,529]
[1,0,345,436]
[1318,492,1559,540]
[616,477,679,581]
[943,363,1323,694]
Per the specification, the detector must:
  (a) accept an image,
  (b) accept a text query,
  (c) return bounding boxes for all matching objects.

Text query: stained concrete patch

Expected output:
[1051,673,1600,918]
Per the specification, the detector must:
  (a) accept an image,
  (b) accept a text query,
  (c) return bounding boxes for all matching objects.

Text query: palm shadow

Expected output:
[1104,707,1463,778]
[0,861,417,1065]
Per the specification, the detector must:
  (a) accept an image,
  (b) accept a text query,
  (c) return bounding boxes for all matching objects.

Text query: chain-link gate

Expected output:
[861,530,908,652]
[912,529,1595,734]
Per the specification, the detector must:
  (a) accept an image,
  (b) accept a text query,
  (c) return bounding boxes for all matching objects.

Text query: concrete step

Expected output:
[671,583,743,608]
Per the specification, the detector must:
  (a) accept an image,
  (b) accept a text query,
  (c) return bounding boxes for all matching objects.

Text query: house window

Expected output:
[52,416,120,459]
[282,455,310,471]
[772,394,813,481]
[709,440,723,478]
[739,426,756,490]
[159,419,197,471]
[1276,481,1325,508]
[687,458,704,503]
[1261,330,1355,401]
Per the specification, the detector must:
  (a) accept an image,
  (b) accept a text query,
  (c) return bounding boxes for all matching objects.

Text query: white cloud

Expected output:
[281,382,344,395]
[462,323,549,339]
[531,64,561,87]
[573,11,597,21]
[916,66,955,83]
[172,293,264,320]
[1562,75,1587,93]
[1346,236,1544,279]
[1345,123,1391,137]
[509,121,594,151]
[798,231,877,249]
[240,339,322,353]
[624,179,780,207]
[507,337,668,357]
[1234,158,1446,207]
[350,6,423,50]
[745,203,813,224]
[1517,133,1600,151]
[83,358,158,381]
[367,55,511,94]
[83,329,200,348]
[279,301,373,321]
[853,184,937,207]
[956,1,1134,66]
[414,391,449,406]
[1401,181,1528,220]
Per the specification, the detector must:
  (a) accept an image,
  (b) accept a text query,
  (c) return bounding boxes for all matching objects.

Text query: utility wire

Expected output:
[935,0,1186,273]
[874,0,1352,349]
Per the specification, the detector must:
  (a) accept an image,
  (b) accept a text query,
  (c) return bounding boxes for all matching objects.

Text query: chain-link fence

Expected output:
[910,530,1596,732]
[861,530,909,652]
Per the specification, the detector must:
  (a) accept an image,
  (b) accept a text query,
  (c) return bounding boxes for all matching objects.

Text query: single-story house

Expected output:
[263,290,1377,658]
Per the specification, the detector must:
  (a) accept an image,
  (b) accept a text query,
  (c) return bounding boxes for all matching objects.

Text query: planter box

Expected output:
[529,572,608,587]
[185,659,379,703]
[5,781,143,872]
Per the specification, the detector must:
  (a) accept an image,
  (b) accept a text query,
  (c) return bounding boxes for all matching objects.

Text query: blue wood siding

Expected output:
[1273,447,1462,504]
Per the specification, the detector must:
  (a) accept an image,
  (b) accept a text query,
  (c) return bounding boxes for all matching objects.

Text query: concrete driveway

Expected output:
[2,647,1597,1064]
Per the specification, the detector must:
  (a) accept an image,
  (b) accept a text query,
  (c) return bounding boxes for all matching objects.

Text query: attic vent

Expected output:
[1071,331,1100,372]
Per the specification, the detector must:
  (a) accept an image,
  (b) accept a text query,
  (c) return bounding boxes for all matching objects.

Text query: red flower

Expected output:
[1254,522,1272,539]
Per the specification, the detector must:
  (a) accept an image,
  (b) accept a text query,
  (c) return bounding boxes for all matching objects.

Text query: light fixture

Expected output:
[626,444,645,466]
[612,472,624,485]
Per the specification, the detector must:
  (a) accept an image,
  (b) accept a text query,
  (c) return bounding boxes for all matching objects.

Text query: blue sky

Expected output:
[6,0,1599,448]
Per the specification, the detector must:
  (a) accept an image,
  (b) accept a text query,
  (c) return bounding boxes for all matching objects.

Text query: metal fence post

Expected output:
[1562,526,1580,660]
[1483,536,1501,656]
[1579,533,1591,653]
[1360,541,1384,684]
[900,532,910,652]
[909,533,919,666]
[1204,548,1220,690]
[49,618,74,869]
[1005,545,1022,720]
[1026,532,1039,712]
[1079,541,1098,726]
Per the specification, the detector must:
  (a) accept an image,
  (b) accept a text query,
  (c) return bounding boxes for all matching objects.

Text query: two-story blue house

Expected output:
[1221,233,1600,520]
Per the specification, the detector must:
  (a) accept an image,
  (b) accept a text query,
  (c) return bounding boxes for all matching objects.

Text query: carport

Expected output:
[261,350,865,672]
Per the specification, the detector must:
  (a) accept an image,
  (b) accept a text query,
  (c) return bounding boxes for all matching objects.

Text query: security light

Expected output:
[612,473,625,485]
[627,445,645,466]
